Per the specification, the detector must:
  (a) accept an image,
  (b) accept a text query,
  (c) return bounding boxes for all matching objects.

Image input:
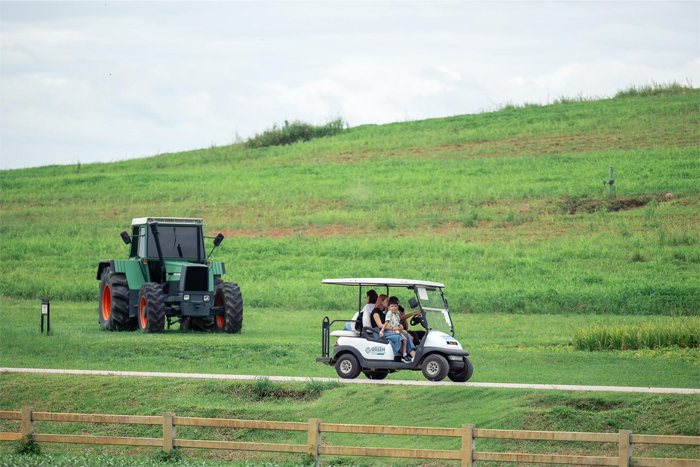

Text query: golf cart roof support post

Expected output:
[358,285,362,312]
[439,288,454,337]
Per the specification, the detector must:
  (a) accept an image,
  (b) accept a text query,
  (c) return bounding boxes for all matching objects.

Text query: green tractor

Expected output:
[97,217,243,333]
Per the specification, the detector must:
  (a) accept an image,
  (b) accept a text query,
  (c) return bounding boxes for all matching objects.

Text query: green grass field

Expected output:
[1,87,698,314]
[1,85,699,465]
[0,298,698,387]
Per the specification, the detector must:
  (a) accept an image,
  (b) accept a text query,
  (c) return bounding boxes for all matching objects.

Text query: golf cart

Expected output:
[316,278,473,382]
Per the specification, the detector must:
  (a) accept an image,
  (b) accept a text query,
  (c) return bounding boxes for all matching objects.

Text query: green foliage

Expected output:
[14,434,41,456]
[0,452,307,466]
[614,80,696,99]
[252,376,277,400]
[245,118,345,149]
[153,450,182,463]
[573,318,700,351]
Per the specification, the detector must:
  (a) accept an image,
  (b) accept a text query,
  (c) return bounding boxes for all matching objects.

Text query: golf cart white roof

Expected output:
[322,278,445,288]
[131,217,203,226]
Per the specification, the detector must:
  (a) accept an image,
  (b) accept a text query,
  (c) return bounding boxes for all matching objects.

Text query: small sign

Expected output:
[41,304,48,315]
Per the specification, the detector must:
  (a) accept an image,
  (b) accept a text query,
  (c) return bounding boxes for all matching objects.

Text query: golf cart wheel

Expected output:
[98,268,135,331]
[363,370,389,380]
[447,357,474,382]
[137,282,166,333]
[421,354,449,382]
[214,282,243,334]
[335,354,361,379]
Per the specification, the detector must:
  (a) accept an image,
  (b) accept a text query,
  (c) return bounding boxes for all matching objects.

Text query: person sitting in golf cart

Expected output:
[371,295,416,361]
[379,298,414,362]
[391,296,425,346]
[342,289,378,332]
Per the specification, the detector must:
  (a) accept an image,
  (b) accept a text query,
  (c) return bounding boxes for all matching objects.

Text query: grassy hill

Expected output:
[1,86,698,315]
[1,85,699,466]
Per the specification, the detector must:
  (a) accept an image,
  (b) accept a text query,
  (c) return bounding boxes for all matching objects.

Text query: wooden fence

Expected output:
[1,408,698,466]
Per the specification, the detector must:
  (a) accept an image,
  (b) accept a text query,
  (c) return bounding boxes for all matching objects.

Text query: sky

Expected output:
[0,1,698,170]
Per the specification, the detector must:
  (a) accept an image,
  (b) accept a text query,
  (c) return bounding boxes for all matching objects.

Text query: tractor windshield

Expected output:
[147,225,204,260]
[416,287,453,336]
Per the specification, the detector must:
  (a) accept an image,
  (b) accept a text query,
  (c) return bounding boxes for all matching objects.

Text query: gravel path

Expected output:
[2,368,698,394]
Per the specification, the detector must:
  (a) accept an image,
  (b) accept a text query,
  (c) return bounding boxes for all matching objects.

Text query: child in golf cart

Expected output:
[379,298,415,362]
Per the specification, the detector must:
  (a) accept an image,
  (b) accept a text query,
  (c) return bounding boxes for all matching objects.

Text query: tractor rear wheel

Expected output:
[98,268,135,331]
[137,283,166,333]
[214,282,243,334]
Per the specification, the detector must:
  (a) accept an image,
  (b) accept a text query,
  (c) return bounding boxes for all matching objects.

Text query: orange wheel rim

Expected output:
[139,296,147,329]
[216,315,225,328]
[102,285,112,321]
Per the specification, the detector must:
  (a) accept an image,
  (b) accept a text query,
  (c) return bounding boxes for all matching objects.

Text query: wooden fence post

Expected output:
[462,424,475,467]
[163,413,175,453]
[308,418,321,467]
[21,407,34,445]
[619,430,632,467]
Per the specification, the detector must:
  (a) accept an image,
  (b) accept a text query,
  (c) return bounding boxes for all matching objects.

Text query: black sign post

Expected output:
[41,298,50,334]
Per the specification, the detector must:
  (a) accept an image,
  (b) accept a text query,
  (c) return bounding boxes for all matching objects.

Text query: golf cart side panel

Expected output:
[330,345,364,364]
[334,338,394,361]
[422,331,463,350]
[419,346,470,358]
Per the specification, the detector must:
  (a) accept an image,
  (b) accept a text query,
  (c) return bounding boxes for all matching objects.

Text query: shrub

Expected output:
[614,80,696,99]
[15,434,41,455]
[245,118,345,149]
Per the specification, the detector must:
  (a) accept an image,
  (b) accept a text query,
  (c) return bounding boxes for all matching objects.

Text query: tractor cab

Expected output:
[125,218,210,284]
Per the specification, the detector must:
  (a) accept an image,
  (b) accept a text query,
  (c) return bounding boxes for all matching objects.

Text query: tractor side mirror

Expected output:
[408,297,419,309]
[120,231,131,245]
[213,233,224,247]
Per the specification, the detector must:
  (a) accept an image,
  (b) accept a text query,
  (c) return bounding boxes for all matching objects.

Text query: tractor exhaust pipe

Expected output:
[149,221,167,284]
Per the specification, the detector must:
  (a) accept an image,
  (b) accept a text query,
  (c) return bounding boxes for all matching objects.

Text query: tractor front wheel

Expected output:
[137,283,166,333]
[98,268,135,331]
[214,282,243,334]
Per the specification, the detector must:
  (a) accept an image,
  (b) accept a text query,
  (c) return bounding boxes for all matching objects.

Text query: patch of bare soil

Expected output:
[559,193,676,215]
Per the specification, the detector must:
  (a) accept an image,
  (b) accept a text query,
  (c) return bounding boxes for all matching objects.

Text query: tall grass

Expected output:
[614,80,695,99]
[245,118,345,149]
[573,318,700,351]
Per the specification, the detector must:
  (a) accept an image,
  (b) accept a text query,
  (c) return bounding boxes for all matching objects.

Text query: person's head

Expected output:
[390,296,404,313]
[366,289,378,304]
[376,294,389,310]
[388,297,399,313]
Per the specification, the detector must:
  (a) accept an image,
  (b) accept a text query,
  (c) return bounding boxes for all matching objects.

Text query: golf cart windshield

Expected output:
[416,287,453,335]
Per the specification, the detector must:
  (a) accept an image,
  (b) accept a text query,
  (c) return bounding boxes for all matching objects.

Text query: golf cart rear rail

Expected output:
[319,317,390,360]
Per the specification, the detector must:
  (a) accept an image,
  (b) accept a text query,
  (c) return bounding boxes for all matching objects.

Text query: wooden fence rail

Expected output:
[1,408,698,466]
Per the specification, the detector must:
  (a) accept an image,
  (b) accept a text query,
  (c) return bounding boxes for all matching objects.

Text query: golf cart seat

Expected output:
[330,312,360,338]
